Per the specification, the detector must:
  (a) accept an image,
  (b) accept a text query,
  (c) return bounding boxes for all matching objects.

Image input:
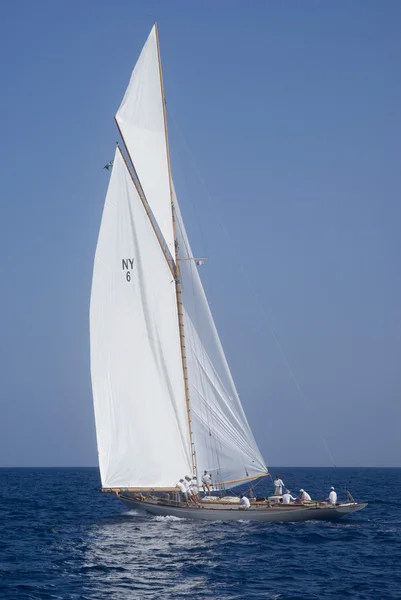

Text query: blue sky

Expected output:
[1,0,400,467]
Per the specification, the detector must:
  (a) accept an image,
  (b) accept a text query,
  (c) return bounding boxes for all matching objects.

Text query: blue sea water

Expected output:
[0,468,400,599]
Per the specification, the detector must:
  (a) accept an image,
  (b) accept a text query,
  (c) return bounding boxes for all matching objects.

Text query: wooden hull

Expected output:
[119,495,367,522]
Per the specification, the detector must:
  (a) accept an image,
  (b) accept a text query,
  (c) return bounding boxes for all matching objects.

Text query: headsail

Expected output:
[115,25,175,257]
[172,186,268,485]
[90,148,192,488]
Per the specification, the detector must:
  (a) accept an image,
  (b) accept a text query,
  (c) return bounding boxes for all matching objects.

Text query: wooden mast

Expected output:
[154,22,197,478]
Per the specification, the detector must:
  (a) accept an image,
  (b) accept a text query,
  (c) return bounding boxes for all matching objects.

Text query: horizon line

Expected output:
[0,465,400,469]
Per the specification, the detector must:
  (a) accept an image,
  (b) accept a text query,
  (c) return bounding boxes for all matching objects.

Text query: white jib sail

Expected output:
[115,25,175,258]
[90,149,192,489]
[173,187,267,484]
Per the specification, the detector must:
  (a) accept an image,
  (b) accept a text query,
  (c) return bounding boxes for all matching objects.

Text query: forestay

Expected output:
[173,187,268,484]
[115,25,175,258]
[90,149,192,489]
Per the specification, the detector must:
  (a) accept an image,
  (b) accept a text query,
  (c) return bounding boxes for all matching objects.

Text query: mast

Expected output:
[155,22,197,478]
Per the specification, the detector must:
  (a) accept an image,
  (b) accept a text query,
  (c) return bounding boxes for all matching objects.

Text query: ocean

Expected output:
[1,467,400,599]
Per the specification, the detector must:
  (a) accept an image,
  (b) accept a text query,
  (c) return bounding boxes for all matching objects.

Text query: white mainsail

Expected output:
[115,25,175,258]
[173,189,267,484]
[90,148,192,489]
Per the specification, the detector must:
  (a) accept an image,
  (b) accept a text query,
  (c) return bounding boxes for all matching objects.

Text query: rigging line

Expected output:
[173,203,216,473]
[248,476,264,495]
[177,247,223,488]
[169,110,336,469]
[173,197,226,483]
[170,119,262,480]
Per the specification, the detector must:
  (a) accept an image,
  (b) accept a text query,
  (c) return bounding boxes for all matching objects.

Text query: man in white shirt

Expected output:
[190,476,200,503]
[327,487,337,504]
[201,470,212,495]
[282,490,297,504]
[299,488,312,501]
[239,494,250,509]
[184,476,195,503]
[177,479,188,504]
[274,476,284,496]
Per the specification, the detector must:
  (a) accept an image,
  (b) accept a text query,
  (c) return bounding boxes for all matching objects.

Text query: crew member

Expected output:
[299,488,312,501]
[327,487,337,504]
[190,476,200,503]
[239,494,250,509]
[201,470,212,495]
[274,475,285,496]
[282,490,297,504]
[177,479,188,504]
[184,476,195,504]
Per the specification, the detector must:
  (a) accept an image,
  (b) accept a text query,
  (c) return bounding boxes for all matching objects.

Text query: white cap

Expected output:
[330,486,335,490]
[299,489,304,493]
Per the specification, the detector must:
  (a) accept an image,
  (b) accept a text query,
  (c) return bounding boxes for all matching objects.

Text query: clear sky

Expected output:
[1,0,400,467]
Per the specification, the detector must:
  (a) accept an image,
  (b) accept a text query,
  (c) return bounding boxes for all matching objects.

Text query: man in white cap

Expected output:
[299,489,312,501]
[282,490,297,504]
[327,487,337,504]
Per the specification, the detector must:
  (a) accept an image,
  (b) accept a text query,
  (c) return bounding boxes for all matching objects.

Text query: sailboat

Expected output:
[89,24,367,522]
